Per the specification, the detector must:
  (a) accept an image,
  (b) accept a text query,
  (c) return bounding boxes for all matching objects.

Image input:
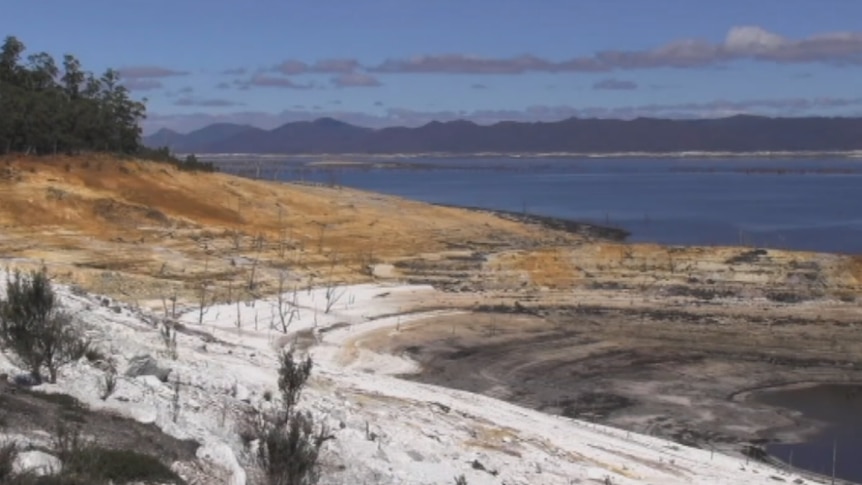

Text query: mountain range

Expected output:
[144,116,862,154]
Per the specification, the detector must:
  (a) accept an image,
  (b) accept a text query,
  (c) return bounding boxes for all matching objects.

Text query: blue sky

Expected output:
[3,0,862,133]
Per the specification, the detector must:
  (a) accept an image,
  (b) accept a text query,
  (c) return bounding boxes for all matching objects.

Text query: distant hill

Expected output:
[144,123,262,152]
[143,115,862,154]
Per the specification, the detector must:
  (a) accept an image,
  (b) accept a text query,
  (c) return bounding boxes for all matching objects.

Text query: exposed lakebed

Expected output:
[354,304,862,481]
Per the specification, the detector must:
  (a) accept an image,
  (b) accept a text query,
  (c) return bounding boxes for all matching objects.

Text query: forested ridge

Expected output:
[0,35,215,171]
[0,35,146,155]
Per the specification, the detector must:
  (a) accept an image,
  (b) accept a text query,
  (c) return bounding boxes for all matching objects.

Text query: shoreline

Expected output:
[432,203,631,242]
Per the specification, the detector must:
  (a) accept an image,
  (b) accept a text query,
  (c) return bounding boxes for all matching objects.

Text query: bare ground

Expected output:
[354,295,862,455]
[2,155,862,464]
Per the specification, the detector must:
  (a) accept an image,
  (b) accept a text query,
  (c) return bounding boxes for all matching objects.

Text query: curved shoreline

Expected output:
[431,203,631,241]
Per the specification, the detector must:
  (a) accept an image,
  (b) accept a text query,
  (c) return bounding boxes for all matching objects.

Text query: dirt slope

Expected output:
[0,155,581,304]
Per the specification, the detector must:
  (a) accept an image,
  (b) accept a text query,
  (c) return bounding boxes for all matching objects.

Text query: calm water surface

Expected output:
[755,384,862,483]
[254,157,862,254]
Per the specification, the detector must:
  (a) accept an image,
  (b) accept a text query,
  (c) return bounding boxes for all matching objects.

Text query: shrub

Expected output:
[0,270,90,383]
[257,410,328,485]
[0,441,17,481]
[278,350,312,411]
[253,350,332,485]
[135,147,216,173]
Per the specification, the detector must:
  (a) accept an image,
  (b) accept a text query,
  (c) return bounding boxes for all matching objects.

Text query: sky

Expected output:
[2,0,862,134]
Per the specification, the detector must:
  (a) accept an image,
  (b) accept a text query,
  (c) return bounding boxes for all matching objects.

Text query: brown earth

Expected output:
[0,155,582,306]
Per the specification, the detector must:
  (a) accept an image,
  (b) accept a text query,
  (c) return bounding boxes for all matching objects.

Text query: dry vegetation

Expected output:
[0,155,581,306]
[2,156,860,311]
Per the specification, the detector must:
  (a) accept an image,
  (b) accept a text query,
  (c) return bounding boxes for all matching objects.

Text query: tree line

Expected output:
[0,35,214,171]
[0,35,145,155]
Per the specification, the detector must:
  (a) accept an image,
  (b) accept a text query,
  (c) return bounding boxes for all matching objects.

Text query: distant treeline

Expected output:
[0,35,213,171]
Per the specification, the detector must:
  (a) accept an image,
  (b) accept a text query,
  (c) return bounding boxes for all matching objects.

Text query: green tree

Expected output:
[0,270,90,383]
[0,35,148,156]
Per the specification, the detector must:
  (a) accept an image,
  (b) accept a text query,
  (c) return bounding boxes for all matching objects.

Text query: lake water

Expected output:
[754,384,862,483]
[247,157,862,254]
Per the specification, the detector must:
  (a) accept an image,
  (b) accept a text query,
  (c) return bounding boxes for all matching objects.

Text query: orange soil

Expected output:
[0,155,580,301]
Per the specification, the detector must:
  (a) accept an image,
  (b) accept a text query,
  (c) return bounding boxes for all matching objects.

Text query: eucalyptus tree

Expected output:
[0,35,148,155]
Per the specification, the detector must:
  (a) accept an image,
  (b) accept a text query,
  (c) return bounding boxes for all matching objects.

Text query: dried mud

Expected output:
[360,298,862,455]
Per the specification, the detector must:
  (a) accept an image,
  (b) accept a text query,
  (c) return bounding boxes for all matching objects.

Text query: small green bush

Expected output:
[0,270,90,383]
[253,350,332,485]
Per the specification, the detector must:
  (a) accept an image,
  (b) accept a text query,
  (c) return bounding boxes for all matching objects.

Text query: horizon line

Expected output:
[145,113,862,136]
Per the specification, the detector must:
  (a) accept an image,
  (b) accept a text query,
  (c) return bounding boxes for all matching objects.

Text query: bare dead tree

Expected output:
[247,233,265,291]
[271,271,300,333]
[160,288,178,320]
[324,254,346,314]
[197,247,212,325]
[324,284,345,315]
[160,320,178,360]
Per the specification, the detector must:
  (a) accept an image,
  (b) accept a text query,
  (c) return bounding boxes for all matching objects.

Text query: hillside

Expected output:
[0,155,584,303]
[2,155,862,484]
[144,115,862,154]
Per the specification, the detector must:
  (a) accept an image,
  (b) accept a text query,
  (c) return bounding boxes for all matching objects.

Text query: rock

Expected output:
[125,354,171,382]
[197,441,246,485]
[129,405,158,424]
[13,450,62,476]
[136,374,166,389]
